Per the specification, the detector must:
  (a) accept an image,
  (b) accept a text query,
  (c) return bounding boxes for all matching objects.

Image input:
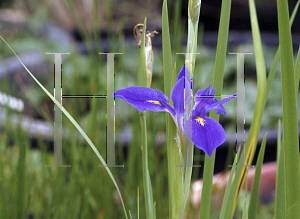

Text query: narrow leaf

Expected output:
[295,45,300,94]
[228,139,255,219]
[248,133,267,219]
[243,196,248,219]
[277,0,300,217]
[162,0,173,98]
[0,36,129,219]
[266,0,300,97]
[199,0,232,218]
[219,147,239,218]
[275,120,285,219]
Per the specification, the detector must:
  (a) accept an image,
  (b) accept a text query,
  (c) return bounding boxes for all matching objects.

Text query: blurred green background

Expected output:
[0,0,299,218]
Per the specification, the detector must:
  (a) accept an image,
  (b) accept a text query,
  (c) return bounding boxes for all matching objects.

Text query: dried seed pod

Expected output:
[133,23,158,87]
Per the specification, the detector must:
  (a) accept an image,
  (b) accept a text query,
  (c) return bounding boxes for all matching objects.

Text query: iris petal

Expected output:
[171,67,192,117]
[171,77,191,116]
[114,86,175,116]
[184,117,226,157]
[191,105,206,119]
[206,93,237,115]
[171,77,185,116]
[177,66,191,82]
[216,104,227,116]
[194,85,214,106]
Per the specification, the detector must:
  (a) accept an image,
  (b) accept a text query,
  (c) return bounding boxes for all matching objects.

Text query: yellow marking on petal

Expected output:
[195,117,204,126]
[146,100,161,106]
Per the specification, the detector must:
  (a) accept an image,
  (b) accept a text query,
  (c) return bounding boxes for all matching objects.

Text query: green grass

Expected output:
[1,0,300,218]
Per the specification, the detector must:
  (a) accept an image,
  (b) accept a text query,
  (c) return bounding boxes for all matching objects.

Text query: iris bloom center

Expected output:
[195,117,204,126]
[146,100,161,105]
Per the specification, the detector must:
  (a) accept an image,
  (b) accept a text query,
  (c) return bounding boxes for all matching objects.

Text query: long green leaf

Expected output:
[220,0,267,217]
[137,187,139,219]
[219,147,239,218]
[0,36,129,219]
[224,138,256,219]
[277,0,300,217]
[163,1,186,218]
[275,120,285,219]
[248,133,267,219]
[243,196,248,219]
[162,1,174,216]
[199,0,232,218]
[221,1,299,218]
[168,63,186,218]
[295,45,300,94]
[266,0,300,97]
[16,127,27,219]
[162,0,173,98]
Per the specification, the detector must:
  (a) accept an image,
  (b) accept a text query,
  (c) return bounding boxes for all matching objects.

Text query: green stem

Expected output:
[137,18,155,219]
[139,112,154,219]
[166,115,185,219]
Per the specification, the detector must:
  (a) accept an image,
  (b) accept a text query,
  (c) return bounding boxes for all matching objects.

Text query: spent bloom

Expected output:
[114,66,237,156]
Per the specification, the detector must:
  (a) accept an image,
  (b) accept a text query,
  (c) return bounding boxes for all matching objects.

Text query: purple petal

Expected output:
[216,104,227,116]
[171,77,185,116]
[206,93,237,115]
[191,105,206,119]
[114,86,175,116]
[210,87,216,96]
[184,117,225,157]
[171,67,192,117]
[194,85,215,105]
[177,66,191,82]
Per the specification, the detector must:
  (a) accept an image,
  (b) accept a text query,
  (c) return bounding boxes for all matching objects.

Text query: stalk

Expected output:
[137,18,155,219]
[183,0,201,214]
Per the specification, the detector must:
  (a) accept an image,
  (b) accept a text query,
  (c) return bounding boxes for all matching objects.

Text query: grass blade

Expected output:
[139,112,154,219]
[266,0,300,97]
[199,0,232,218]
[248,133,267,219]
[219,147,238,218]
[277,0,300,217]
[227,139,256,219]
[167,63,186,218]
[295,45,300,94]
[16,127,27,219]
[138,187,140,219]
[243,196,248,219]
[220,0,267,216]
[275,120,285,219]
[233,0,268,213]
[0,36,129,219]
[162,1,185,218]
[162,0,173,98]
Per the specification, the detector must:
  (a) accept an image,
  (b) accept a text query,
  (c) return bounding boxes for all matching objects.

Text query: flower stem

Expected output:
[137,18,155,218]
[166,114,185,219]
[139,112,154,219]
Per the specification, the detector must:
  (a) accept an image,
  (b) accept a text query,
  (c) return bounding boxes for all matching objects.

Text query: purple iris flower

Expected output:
[114,66,237,157]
